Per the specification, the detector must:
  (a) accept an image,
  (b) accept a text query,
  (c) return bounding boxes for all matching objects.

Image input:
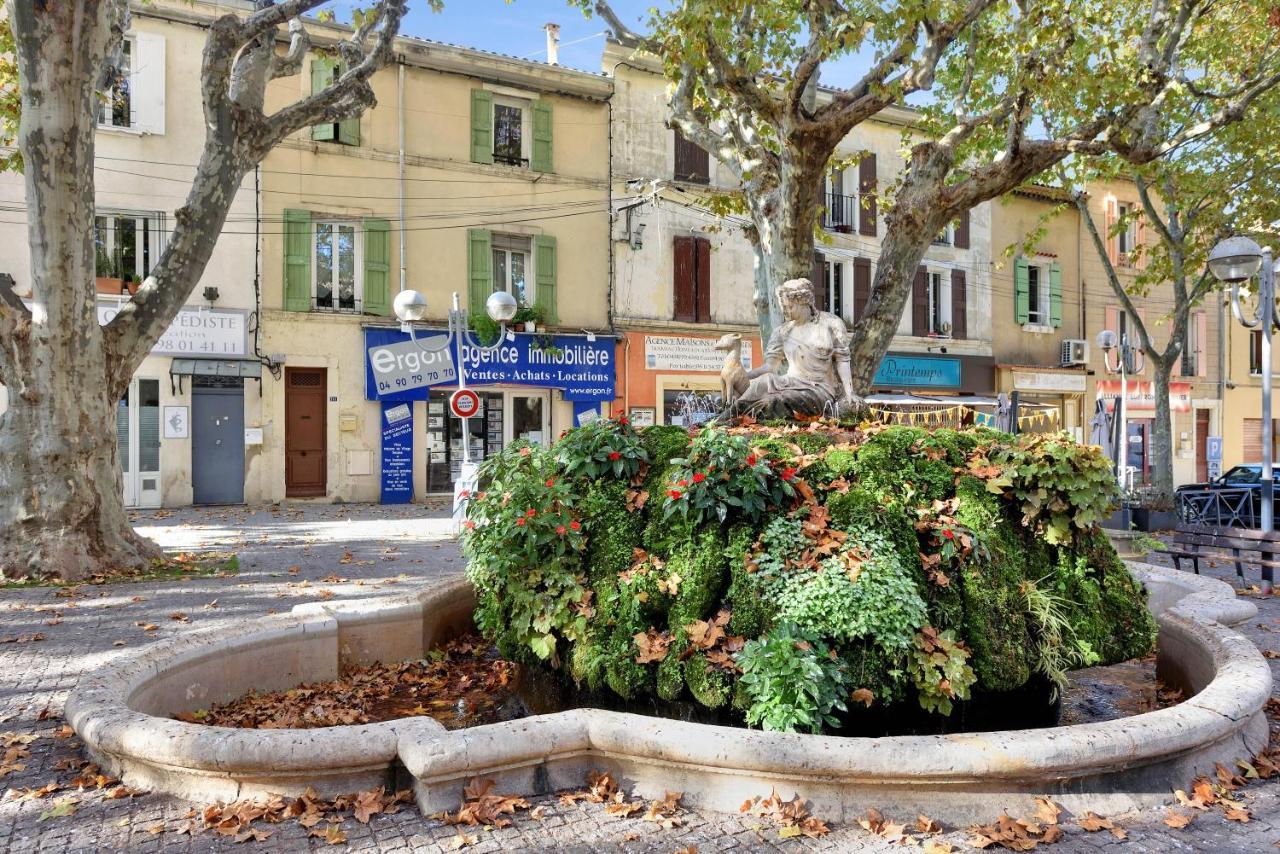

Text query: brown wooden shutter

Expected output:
[911,266,928,336]
[951,268,967,339]
[853,256,871,321]
[859,154,877,236]
[673,236,695,322]
[953,209,970,249]
[812,251,827,312]
[694,236,712,322]
[673,129,709,184]
[1244,419,1261,462]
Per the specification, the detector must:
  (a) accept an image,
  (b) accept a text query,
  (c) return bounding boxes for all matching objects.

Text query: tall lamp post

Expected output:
[1096,328,1145,495]
[1209,237,1274,559]
[393,288,518,528]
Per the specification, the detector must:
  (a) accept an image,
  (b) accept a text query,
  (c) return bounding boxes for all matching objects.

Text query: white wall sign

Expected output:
[644,335,752,373]
[97,302,249,358]
[1011,371,1087,393]
[162,406,188,439]
[244,427,264,446]
[628,407,656,427]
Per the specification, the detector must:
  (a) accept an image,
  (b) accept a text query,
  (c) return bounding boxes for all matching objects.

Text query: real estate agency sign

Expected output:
[1095,380,1193,412]
[97,300,248,357]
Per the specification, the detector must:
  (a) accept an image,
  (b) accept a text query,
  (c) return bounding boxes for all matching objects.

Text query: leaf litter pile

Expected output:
[175,634,519,730]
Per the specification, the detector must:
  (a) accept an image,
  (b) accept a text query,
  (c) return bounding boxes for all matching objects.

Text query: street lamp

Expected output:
[394,288,518,526]
[1209,237,1274,566]
[1097,327,1145,495]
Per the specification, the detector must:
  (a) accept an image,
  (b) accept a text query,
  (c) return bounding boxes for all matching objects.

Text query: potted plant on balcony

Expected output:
[513,301,546,333]
[94,244,124,295]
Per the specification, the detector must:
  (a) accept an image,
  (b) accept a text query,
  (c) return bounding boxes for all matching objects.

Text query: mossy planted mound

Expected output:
[462,418,1156,735]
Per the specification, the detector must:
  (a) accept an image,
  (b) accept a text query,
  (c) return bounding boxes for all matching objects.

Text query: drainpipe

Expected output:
[398,59,406,296]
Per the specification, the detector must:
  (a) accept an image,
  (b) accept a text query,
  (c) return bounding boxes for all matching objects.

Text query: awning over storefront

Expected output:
[168,358,262,393]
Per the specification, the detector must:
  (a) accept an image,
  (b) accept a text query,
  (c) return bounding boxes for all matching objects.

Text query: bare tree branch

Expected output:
[593,0,646,49]
[272,19,310,80]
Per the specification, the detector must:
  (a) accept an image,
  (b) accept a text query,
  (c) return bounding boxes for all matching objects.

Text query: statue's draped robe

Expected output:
[731,310,850,419]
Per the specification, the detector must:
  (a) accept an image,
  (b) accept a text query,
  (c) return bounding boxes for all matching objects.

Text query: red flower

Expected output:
[516,517,526,527]
[942,529,955,540]
[459,489,471,499]
[692,472,706,484]
[556,525,567,535]
[476,492,486,500]
[545,478,556,488]
[608,451,622,461]
[463,520,476,530]
[669,489,684,500]
[781,467,797,481]
[678,478,690,487]
[519,447,532,457]
[526,508,537,517]
[619,417,629,426]
[570,520,581,531]
[746,454,757,467]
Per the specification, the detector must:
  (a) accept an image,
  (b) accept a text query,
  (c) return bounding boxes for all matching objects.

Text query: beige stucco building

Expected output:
[1220,309,1274,471]
[0,1,263,509]
[255,21,614,502]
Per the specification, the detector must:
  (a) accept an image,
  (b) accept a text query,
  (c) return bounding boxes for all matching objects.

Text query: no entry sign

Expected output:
[449,388,481,419]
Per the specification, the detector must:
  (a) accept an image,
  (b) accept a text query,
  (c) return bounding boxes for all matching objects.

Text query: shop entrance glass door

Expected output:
[508,393,548,445]
[117,377,161,508]
[425,389,551,493]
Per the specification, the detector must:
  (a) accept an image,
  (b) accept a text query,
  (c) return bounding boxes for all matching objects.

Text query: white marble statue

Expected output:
[724,279,858,420]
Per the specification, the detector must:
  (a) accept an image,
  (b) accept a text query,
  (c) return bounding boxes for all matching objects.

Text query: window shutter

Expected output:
[911,266,928,336]
[283,209,312,312]
[673,236,695,322]
[311,59,336,142]
[1104,199,1118,265]
[951,269,967,339]
[467,229,492,318]
[693,237,711,323]
[853,256,871,321]
[338,114,360,146]
[362,218,390,316]
[1049,261,1063,328]
[531,100,554,173]
[953,208,970,249]
[470,89,494,165]
[534,234,558,322]
[812,251,827,313]
[673,129,709,184]
[858,154,877,236]
[1196,311,1207,377]
[1014,256,1030,325]
[132,32,166,135]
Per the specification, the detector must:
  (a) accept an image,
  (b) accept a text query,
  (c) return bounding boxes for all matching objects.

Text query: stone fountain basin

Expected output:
[66,565,1270,825]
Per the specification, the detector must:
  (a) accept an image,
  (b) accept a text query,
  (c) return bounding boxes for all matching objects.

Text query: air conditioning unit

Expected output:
[1060,338,1089,367]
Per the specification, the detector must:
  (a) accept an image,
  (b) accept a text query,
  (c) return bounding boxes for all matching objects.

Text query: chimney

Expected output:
[544,22,561,65]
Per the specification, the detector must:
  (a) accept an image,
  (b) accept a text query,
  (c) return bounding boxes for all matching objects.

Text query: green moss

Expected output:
[749,437,801,468]
[603,573,659,699]
[826,488,918,571]
[792,431,835,455]
[1070,528,1157,663]
[685,654,732,708]
[953,476,1033,691]
[656,636,687,701]
[725,524,769,637]
[666,525,728,627]
[838,638,908,706]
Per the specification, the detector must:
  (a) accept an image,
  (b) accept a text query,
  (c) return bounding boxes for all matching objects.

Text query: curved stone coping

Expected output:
[67,567,1271,824]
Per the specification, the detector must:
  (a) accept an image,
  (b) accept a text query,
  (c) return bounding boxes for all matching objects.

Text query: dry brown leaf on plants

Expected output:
[634,629,672,664]
[850,688,875,708]
[1163,810,1193,829]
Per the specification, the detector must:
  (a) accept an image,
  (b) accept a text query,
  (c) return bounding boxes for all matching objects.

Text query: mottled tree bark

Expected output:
[0,0,404,581]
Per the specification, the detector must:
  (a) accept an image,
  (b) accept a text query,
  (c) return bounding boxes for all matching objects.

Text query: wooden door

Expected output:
[285,368,327,497]
[1195,410,1210,482]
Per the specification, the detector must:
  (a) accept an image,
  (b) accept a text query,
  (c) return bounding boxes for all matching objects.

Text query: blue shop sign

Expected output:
[363,327,615,403]
[380,401,414,504]
[873,355,962,388]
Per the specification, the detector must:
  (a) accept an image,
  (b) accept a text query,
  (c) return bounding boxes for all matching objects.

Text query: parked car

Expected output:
[1175,464,1280,527]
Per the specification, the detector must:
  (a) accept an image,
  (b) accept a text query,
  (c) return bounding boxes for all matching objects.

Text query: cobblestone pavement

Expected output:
[1,510,1278,853]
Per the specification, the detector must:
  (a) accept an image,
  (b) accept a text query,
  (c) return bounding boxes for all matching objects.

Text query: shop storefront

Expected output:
[1094,379,1194,485]
[995,364,1088,439]
[871,353,996,396]
[364,327,616,498]
[618,331,764,426]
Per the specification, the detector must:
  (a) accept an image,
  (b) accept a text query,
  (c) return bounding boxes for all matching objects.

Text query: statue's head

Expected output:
[776,279,816,321]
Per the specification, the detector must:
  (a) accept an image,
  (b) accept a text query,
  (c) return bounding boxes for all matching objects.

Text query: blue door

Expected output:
[192,379,245,505]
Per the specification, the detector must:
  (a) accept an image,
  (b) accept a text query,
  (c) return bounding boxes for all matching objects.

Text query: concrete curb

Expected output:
[67,566,1270,824]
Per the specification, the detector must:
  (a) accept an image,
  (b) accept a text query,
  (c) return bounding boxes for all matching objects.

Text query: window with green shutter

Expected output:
[1014,255,1030,325]
[283,209,312,312]
[311,57,359,146]
[534,235,557,323]
[470,90,494,165]
[467,229,493,318]
[531,100,553,173]
[363,219,391,316]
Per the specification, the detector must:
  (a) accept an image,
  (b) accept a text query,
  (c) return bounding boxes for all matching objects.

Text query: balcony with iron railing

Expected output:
[821,192,857,233]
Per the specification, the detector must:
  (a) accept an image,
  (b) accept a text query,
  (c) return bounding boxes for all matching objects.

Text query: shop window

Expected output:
[663,387,721,427]
[673,128,709,184]
[95,211,163,284]
[492,233,532,304]
[313,220,363,312]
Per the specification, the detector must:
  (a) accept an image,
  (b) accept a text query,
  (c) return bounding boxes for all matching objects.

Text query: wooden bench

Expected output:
[1156,524,1280,586]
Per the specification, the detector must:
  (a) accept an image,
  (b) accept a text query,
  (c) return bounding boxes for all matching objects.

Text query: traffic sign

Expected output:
[449,388,481,419]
